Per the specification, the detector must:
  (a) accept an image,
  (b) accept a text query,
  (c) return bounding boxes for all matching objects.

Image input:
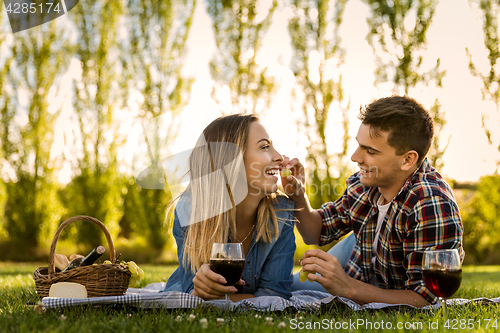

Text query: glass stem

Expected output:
[441,297,448,320]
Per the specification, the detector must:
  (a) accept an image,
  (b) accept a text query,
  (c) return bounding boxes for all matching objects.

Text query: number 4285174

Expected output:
[5,2,61,14]
[444,319,498,330]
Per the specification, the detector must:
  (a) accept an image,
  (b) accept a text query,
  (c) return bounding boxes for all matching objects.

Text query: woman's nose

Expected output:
[273,148,283,163]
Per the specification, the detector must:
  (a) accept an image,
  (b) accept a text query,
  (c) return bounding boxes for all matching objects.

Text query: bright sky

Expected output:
[174,0,500,183]
[2,0,499,183]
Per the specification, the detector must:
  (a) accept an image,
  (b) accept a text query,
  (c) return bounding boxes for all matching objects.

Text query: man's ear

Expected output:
[400,151,419,171]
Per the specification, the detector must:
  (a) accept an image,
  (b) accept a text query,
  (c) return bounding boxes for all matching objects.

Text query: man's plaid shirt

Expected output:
[318,158,464,304]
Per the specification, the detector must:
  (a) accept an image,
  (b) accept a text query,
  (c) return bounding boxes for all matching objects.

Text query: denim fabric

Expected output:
[163,194,296,299]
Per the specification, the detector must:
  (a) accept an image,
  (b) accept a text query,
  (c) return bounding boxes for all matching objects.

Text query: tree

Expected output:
[206,0,278,115]
[461,173,500,264]
[0,2,12,241]
[60,0,125,247]
[1,22,71,256]
[122,0,196,250]
[364,0,449,171]
[288,0,351,209]
[467,0,500,168]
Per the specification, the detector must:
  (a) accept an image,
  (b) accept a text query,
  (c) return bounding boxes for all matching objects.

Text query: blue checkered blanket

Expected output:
[41,283,500,311]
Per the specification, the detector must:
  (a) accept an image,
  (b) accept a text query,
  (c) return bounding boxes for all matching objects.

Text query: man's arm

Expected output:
[301,249,428,307]
[291,192,323,245]
[341,278,427,307]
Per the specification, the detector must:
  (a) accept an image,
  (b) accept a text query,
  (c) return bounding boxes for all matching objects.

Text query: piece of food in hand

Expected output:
[69,254,84,261]
[280,169,292,177]
[49,282,88,298]
[54,254,70,271]
[299,269,314,283]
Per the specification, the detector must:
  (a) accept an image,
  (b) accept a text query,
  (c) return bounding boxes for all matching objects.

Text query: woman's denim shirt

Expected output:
[163,194,296,299]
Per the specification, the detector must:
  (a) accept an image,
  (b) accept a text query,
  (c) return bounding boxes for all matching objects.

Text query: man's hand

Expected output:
[191,264,244,300]
[301,249,355,298]
[280,155,306,200]
[281,155,323,244]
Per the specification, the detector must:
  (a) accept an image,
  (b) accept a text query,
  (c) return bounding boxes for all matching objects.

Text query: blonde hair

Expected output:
[168,114,284,272]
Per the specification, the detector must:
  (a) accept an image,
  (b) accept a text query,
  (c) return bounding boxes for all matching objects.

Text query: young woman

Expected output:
[163,114,296,301]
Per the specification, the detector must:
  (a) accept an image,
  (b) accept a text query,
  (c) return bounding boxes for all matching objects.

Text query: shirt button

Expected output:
[247,260,251,264]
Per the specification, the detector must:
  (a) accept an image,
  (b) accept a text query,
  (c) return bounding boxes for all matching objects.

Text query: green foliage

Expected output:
[125,0,195,117]
[364,0,448,171]
[1,21,71,252]
[119,176,172,251]
[0,1,11,241]
[0,0,196,259]
[288,0,351,208]
[4,175,64,257]
[123,0,196,250]
[206,0,278,115]
[464,0,500,259]
[365,0,443,92]
[461,173,500,264]
[427,99,450,172]
[61,0,126,246]
[467,0,500,166]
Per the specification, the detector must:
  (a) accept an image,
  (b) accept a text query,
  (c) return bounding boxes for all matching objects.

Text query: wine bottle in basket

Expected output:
[62,246,105,272]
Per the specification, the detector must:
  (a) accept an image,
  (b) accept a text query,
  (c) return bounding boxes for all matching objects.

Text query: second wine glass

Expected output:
[422,248,462,315]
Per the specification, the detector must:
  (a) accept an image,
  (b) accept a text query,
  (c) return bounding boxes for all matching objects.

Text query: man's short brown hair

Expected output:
[358,95,434,165]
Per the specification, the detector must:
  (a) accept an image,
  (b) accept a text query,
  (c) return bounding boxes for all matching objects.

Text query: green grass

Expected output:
[1,263,500,332]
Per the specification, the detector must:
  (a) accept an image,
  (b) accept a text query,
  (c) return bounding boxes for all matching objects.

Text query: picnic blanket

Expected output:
[41,282,500,311]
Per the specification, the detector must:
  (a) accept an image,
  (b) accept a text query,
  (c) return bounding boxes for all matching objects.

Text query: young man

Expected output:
[281,95,464,307]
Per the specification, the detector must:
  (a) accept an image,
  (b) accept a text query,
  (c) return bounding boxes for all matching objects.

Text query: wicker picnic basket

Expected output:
[33,215,131,298]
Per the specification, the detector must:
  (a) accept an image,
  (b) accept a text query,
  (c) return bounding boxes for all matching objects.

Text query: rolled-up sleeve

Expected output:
[317,177,361,246]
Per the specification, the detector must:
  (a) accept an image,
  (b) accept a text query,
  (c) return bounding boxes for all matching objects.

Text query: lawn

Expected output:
[1,263,500,332]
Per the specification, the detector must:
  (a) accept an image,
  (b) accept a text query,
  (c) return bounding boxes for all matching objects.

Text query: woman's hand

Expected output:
[191,264,243,300]
[280,155,306,200]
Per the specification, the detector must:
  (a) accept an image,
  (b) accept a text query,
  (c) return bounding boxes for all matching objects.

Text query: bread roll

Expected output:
[69,254,84,261]
[54,254,70,271]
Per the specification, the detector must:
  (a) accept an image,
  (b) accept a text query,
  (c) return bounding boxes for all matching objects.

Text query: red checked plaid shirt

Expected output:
[318,158,464,304]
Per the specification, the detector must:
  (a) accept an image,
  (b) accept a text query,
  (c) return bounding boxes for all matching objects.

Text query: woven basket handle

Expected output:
[48,215,116,275]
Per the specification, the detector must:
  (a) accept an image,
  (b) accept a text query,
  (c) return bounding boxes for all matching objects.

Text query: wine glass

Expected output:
[422,249,462,315]
[210,243,245,312]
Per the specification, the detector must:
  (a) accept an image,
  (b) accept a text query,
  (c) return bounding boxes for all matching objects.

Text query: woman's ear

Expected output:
[400,151,419,171]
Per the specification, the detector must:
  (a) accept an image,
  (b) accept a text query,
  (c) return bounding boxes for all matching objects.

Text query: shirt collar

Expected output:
[395,157,431,199]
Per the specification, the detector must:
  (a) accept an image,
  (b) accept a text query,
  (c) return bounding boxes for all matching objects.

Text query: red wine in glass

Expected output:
[422,249,462,315]
[423,268,462,298]
[209,259,245,286]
